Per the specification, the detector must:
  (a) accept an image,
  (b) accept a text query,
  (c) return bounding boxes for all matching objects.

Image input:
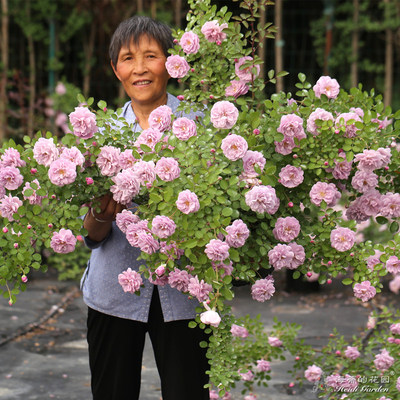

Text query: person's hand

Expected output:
[84,194,126,242]
[90,194,125,223]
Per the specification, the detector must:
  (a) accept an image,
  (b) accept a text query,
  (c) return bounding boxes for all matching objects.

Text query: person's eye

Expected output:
[147,54,156,59]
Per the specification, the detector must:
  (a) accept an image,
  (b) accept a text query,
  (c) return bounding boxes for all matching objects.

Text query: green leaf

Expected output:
[376,216,388,225]
[184,239,198,249]
[77,93,86,104]
[97,100,107,110]
[342,278,352,285]
[149,193,163,203]
[390,221,399,233]
[188,321,197,328]
[222,207,232,216]
[140,144,152,153]
[298,72,306,83]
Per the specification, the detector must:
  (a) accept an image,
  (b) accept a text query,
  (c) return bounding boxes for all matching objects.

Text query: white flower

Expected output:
[200,302,221,327]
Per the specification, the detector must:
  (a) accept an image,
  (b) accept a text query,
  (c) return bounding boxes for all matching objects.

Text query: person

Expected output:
[81,15,210,400]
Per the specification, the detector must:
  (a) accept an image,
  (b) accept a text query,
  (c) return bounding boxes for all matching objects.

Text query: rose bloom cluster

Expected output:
[346,147,396,223]
[117,206,253,310]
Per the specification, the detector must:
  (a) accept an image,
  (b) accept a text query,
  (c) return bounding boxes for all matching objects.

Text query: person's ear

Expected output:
[111,61,121,81]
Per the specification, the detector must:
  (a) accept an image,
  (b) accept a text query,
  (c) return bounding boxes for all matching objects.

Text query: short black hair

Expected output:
[109,15,174,67]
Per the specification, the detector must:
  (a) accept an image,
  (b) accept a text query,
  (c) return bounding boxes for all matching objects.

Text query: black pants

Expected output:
[87,287,210,400]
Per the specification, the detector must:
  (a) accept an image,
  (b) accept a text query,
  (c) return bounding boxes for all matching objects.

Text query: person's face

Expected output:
[112,35,170,109]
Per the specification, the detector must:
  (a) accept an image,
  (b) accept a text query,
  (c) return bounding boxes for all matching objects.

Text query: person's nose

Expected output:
[133,57,147,75]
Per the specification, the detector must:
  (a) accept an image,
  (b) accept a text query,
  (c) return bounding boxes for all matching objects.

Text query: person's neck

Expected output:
[131,95,168,130]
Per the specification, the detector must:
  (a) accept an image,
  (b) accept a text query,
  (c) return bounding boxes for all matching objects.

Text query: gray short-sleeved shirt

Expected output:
[81,95,199,322]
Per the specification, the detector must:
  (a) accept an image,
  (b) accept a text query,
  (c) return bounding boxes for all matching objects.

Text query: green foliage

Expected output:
[1,0,400,397]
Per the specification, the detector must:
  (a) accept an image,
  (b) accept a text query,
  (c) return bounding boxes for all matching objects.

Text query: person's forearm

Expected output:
[83,208,113,243]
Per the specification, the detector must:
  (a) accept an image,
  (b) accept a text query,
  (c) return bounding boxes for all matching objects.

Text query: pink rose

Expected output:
[373,349,394,371]
[205,239,230,262]
[201,20,228,43]
[137,231,159,254]
[245,185,279,214]
[390,323,400,335]
[0,166,24,190]
[55,82,66,95]
[33,137,59,167]
[353,280,376,302]
[309,181,341,207]
[386,256,400,274]
[96,146,121,176]
[225,80,248,98]
[179,31,200,54]
[151,215,176,239]
[306,108,334,136]
[1,148,26,168]
[172,117,197,141]
[69,106,97,139]
[168,268,191,292]
[48,158,77,186]
[277,114,305,138]
[135,128,162,151]
[230,324,249,338]
[273,217,301,243]
[200,309,221,327]
[354,149,386,171]
[0,194,23,221]
[225,219,250,248]
[239,370,254,381]
[279,165,304,188]
[148,105,172,132]
[330,227,355,252]
[110,169,140,205]
[155,157,180,181]
[268,336,283,347]
[381,193,400,218]
[165,55,190,78]
[304,365,323,382]
[210,101,239,129]
[119,149,137,169]
[176,190,200,214]
[389,275,400,294]
[22,179,43,205]
[50,228,77,254]
[268,244,294,270]
[351,170,378,193]
[188,276,212,302]
[235,56,260,82]
[332,153,352,180]
[288,242,305,269]
[313,76,340,99]
[274,136,296,155]
[60,146,85,167]
[116,210,140,233]
[251,276,275,302]
[118,268,143,293]
[125,220,149,247]
[221,134,248,161]
[335,112,362,138]
[242,150,266,176]
[256,359,271,372]
[344,346,360,360]
[132,160,156,186]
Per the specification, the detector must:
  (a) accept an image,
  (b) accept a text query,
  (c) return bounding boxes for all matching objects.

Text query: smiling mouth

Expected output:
[134,80,151,86]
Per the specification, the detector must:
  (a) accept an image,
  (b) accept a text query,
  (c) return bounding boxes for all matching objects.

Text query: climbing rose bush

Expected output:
[1,0,400,398]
